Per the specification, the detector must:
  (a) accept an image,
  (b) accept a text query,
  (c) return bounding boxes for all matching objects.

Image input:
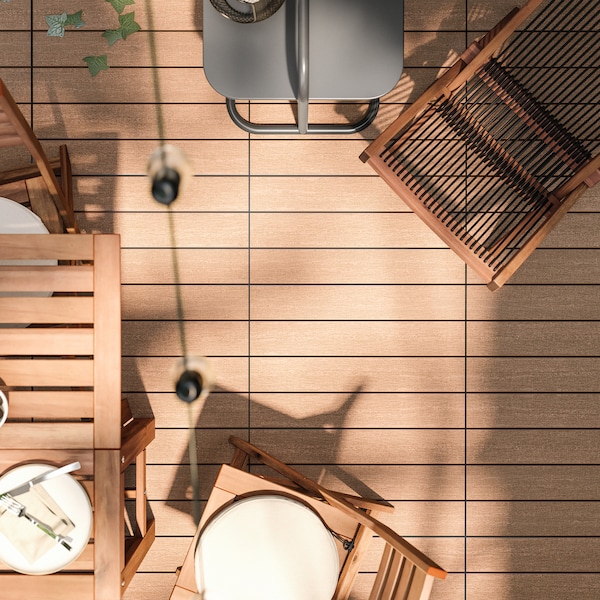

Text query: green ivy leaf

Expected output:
[83,55,109,77]
[46,13,68,37]
[106,0,135,15]
[118,11,141,40]
[102,28,123,46]
[65,10,85,29]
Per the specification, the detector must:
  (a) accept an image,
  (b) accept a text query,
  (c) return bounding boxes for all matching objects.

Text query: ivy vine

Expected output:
[45,0,141,77]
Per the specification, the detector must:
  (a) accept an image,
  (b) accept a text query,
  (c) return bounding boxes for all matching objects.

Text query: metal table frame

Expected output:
[204,0,403,134]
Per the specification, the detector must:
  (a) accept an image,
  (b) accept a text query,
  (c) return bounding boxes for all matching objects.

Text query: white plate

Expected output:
[0,463,92,575]
[0,197,57,327]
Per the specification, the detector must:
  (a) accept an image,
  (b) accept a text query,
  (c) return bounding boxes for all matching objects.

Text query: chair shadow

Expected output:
[165,382,391,518]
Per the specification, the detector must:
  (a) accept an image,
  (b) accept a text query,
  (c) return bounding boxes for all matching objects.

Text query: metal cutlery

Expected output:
[0,461,81,498]
[0,493,73,551]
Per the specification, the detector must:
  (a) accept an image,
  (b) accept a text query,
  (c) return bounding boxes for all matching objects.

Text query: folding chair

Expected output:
[0,234,154,599]
[170,435,446,600]
[360,0,600,290]
[0,79,78,233]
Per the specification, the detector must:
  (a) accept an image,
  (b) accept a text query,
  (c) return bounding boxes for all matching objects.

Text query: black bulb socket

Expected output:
[152,167,181,205]
[176,370,204,403]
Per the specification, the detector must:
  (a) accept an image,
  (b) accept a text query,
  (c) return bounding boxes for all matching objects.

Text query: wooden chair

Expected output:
[170,435,446,600]
[0,79,78,233]
[360,0,600,290]
[0,234,154,599]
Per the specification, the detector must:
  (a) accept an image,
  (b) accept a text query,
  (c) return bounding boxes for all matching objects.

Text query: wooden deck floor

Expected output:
[1,0,599,598]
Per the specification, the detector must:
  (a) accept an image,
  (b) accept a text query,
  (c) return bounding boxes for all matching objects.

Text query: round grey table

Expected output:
[203,0,404,134]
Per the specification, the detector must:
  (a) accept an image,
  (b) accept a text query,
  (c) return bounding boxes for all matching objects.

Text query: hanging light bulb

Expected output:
[171,356,215,404]
[147,144,193,205]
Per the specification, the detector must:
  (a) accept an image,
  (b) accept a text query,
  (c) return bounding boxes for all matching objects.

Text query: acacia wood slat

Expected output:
[94,449,123,600]
[0,574,94,597]
[26,175,64,233]
[0,358,94,386]
[0,265,93,292]
[3,390,94,419]
[0,328,94,355]
[0,450,94,475]
[0,233,93,259]
[93,234,121,449]
[0,296,93,324]
[0,422,94,450]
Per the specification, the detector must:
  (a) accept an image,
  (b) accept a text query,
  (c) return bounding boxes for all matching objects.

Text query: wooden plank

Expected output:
[467,357,600,393]
[249,357,465,393]
[251,140,375,176]
[249,393,464,429]
[466,573,600,599]
[0,328,94,356]
[93,234,122,449]
[0,234,93,260]
[468,321,600,357]
[121,285,248,320]
[468,501,600,537]
[247,429,465,465]
[0,265,94,292]
[0,296,93,324]
[249,285,465,321]
[3,390,94,419]
[120,249,248,285]
[250,321,465,356]
[0,358,93,386]
[94,449,123,600]
[467,537,600,573]
[249,249,465,284]
[26,175,64,233]
[0,422,93,450]
[122,321,247,357]
[86,212,248,249]
[250,212,446,249]
[250,175,406,212]
[467,393,600,428]
[34,103,246,141]
[468,429,600,465]
[0,542,93,572]
[0,449,93,475]
[466,466,600,500]
[0,574,94,598]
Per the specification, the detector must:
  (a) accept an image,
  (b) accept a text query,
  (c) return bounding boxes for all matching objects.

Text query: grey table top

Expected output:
[203,0,404,101]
